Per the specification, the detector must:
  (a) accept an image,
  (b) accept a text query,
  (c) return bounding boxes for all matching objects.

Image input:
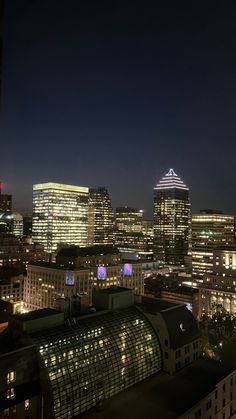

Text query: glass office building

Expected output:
[32,183,89,253]
[153,169,190,265]
[31,306,162,418]
[88,187,114,245]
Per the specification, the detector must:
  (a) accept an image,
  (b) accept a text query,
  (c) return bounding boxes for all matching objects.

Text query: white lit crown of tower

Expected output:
[154,168,189,191]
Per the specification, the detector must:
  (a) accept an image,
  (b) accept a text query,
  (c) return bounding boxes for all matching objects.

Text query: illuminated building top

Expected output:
[33,182,89,194]
[154,168,189,191]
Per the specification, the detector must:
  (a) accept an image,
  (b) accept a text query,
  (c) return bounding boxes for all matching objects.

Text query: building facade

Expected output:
[32,183,89,253]
[115,207,146,252]
[24,246,144,311]
[0,233,46,271]
[0,270,24,303]
[199,247,236,317]
[153,168,190,265]
[88,187,114,245]
[0,212,23,237]
[192,210,234,280]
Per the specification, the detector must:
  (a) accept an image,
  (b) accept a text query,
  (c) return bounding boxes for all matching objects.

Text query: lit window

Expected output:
[7,371,16,384]
[7,388,14,399]
[25,399,30,410]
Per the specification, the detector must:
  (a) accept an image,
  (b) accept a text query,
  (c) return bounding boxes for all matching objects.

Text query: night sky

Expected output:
[2,1,236,217]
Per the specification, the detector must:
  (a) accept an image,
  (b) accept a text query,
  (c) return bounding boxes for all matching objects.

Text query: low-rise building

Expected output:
[0,289,205,419]
[0,268,24,303]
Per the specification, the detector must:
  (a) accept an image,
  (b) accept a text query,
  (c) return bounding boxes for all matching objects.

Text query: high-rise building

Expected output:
[199,246,236,317]
[153,168,190,265]
[116,207,143,233]
[88,187,114,245]
[142,219,154,252]
[115,207,145,252]
[0,211,23,237]
[32,183,89,253]
[192,210,234,279]
[0,181,12,212]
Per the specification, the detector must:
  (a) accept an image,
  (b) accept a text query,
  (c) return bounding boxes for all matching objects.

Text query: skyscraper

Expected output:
[88,187,114,245]
[153,168,190,265]
[0,182,12,212]
[32,183,89,253]
[115,207,145,252]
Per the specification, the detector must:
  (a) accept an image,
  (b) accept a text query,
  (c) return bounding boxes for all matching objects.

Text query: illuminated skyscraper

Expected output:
[192,210,235,279]
[153,168,190,265]
[32,183,89,253]
[115,207,145,252]
[88,187,114,245]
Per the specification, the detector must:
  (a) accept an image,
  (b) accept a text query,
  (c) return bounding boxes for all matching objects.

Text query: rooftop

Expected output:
[28,261,88,271]
[12,308,61,322]
[96,286,133,295]
[79,358,232,419]
[154,168,189,191]
[57,245,120,258]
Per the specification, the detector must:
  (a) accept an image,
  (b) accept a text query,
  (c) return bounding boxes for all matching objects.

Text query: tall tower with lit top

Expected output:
[153,168,190,265]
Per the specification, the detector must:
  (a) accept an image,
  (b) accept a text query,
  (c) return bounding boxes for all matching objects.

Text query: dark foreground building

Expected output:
[0,289,233,419]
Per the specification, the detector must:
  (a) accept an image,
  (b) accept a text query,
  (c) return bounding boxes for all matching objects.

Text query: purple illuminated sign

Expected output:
[65,271,75,286]
[123,263,132,276]
[97,266,107,280]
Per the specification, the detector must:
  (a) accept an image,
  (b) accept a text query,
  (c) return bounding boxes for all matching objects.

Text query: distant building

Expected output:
[24,245,144,310]
[88,187,114,245]
[115,207,146,253]
[153,169,190,266]
[192,210,235,279]
[23,216,32,236]
[32,182,89,253]
[142,219,154,252]
[0,211,23,237]
[0,267,24,304]
[160,287,199,319]
[0,233,46,271]
[0,182,12,212]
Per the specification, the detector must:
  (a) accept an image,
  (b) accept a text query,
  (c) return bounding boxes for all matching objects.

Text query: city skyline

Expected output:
[1,167,236,219]
[2,2,236,217]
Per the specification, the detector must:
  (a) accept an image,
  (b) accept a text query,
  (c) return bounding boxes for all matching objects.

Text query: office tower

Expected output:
[115,207,145,252]
[142,219,154,252]
[0,182,12,212]
[116,207,143,232]
[0,211,23,237]
[88,187,114,245]
[192,210,234,279]
[153,168,190,265]
[32,183,89,253]
[23,216,32,236]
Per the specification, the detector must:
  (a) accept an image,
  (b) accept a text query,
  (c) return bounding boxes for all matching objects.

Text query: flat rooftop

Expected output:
[96,287,133,295]
[12,308,61,322]
[28,261,88,271]
[137,296,182,313]
[79,358,232,419]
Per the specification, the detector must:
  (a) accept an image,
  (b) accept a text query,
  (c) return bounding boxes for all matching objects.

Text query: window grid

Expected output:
[32,307,162,419]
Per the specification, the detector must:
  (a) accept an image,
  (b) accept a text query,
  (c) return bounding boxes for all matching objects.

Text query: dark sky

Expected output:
[2,1,236,217]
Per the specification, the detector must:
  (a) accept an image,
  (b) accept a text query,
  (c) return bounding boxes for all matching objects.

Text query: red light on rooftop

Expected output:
[0,181,5,193]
